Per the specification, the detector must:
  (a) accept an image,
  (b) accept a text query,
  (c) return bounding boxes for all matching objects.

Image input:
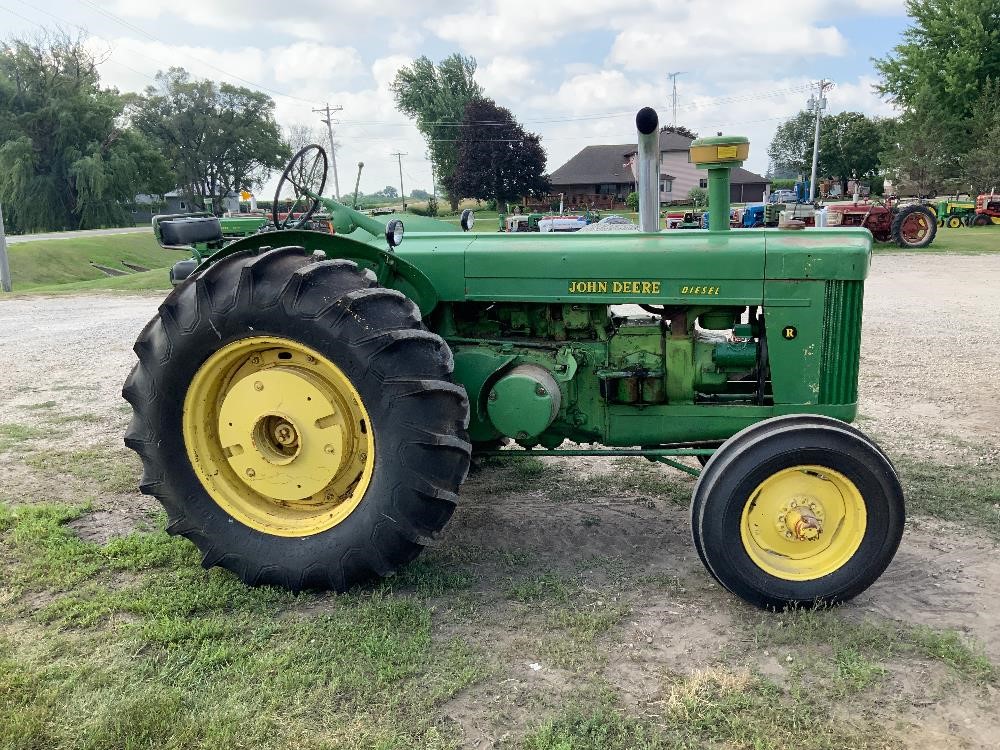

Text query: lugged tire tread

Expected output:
[121,244,471,594]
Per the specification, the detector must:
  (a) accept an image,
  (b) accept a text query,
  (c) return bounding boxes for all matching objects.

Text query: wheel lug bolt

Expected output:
[254,381,264,391]
[324,444,335,453]
[246,468,256,478]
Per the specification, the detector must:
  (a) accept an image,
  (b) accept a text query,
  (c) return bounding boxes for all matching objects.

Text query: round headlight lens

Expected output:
[385,219,404,247]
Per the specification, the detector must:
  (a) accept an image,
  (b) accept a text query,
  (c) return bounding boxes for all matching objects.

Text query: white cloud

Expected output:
[268,43,364,88]
[431,0,640,55]
[476,56,538,101]
[607,1,847,76]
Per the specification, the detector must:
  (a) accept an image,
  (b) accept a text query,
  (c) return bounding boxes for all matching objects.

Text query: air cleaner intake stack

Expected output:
[635,107,661,233]
[689,135,750,231]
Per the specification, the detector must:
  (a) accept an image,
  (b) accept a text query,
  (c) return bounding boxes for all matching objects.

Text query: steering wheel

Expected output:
[273,144,328,229]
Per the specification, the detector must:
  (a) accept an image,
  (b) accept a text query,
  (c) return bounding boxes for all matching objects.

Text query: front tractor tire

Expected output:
[123,246,471,591]
[691,417,904,609]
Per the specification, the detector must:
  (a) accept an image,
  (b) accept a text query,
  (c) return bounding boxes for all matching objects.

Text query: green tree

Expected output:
[0,34,172,232]
[874,0,1000,123]
[391,54,483,211]
[134,68,289,213]
[660,124,698,140]
[767,111,815,178]
[769,111,889,191]
[880,110,960,196]
[963,80,1000,193]
[688,187,708,208]
[449,98,550,208]
[819,112,888,193]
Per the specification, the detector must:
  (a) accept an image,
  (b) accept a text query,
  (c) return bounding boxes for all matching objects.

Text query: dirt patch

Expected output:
[856,516,1000,661]
[67,506,159,544]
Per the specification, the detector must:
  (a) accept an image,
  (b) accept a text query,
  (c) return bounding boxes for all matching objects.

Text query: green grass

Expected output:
[746,607,995,684]
[0,503,487,750]
[25,448,140,494]
[876,224,1000,254]
[23,268,173,293]
[522,667,898,750]
[0,423,47,452]
[898,458,1000,539]
[7,232,186,291]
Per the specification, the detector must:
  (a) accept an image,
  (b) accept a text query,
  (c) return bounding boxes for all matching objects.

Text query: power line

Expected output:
[330,85,814,128]
[313,103,343,200]
[391,152,407,209]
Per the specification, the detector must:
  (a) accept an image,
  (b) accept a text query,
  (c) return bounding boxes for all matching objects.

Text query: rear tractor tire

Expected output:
[123,245,471,591]
[691,416,904,609]
[891,204,937,248]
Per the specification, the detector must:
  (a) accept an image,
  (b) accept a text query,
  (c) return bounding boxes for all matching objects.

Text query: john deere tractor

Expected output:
[124,107,904,610]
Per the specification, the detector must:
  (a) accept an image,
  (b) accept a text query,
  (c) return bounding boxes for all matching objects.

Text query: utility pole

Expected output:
[391,152,407,211]
[807,79,833,202]
[0,202,11,293]
[667,71,687,128]
[312,103,343,199]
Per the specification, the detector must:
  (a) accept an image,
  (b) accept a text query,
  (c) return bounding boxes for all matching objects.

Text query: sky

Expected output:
[1,0,911,198]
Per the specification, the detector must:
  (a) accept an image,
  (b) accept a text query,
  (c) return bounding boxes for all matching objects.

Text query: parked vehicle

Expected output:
[969,194,1000,226]
[825,199,937,248]
[933,200,976,228]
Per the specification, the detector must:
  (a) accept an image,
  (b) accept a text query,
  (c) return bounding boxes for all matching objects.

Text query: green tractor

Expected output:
[125,107,904,610]
[933,199,976,228]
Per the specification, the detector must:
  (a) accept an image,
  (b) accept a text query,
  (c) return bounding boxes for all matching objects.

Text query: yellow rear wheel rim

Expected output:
[183,336,375,537]
[740,465,866,581]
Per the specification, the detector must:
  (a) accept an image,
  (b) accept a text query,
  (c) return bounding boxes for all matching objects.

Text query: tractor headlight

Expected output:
[385,219,404,248]
[460,209,475,232]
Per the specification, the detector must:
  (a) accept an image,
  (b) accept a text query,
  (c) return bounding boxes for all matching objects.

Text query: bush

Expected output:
[688,187,708,208]
[626,191,639,210]
[409,197,439,217]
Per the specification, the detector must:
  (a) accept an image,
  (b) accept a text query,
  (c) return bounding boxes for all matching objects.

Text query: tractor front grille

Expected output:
[819,280,864,404]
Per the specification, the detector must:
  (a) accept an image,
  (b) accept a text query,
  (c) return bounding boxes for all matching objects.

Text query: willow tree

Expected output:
[391,54,483,211]
[0,34,171,232]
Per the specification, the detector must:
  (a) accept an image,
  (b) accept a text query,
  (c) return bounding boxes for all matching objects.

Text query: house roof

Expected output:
[731,167,769,185]
[549,143,637,185]
[550,131,769,187]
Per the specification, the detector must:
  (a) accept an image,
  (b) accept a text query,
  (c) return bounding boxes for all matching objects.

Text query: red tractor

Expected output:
[824,199,937,248]
[968,193,1000,226]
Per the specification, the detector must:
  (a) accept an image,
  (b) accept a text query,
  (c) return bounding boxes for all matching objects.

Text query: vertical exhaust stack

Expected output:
[635,107,661,232]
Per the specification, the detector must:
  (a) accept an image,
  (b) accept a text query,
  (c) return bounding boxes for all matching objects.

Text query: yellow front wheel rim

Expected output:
[741,465,866,581]
[183,336,375,537]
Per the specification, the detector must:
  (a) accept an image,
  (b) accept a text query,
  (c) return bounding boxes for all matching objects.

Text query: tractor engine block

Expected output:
[447,302,762,448]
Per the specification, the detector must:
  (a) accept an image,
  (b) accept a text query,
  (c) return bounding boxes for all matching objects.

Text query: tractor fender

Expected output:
[198,229,439,317]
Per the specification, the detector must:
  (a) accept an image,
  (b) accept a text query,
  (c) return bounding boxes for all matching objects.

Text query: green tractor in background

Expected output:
[933,199,976,228]
[125,107,904,611]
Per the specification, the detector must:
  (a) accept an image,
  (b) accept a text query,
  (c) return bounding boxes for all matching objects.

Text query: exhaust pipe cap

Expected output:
[636,107,658,135]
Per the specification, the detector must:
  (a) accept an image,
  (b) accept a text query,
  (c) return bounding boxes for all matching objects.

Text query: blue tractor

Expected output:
[741,203,766,228]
